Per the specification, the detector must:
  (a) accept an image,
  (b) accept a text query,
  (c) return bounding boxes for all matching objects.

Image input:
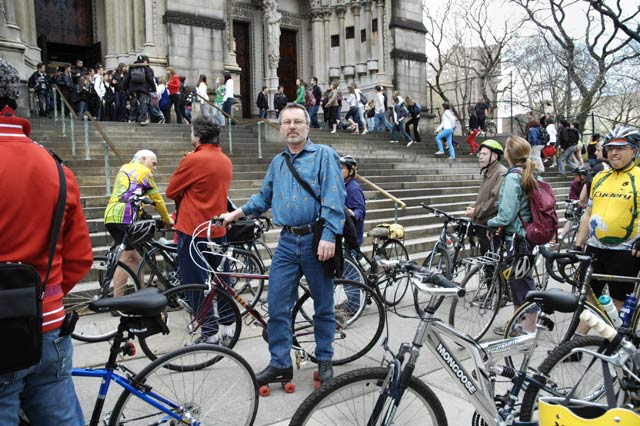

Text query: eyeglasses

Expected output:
[281,120,307,127]
[605,145,633,152]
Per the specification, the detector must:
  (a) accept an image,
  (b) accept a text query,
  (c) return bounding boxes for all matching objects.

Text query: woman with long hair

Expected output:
[435,102,457,159]
[213,77,225,126]
[344,86,363,134]
[112,63,128,121]
[325,82,339,133]
[196,74,210,119]
[222,72,234,124]
[487,135,539,333]
[165,67,184,123]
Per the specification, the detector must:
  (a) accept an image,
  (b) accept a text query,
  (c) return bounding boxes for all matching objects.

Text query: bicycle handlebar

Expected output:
[538,245,584,285]
[381,259,465,297]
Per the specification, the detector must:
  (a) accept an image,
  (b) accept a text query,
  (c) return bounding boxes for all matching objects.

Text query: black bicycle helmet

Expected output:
[339,155,358,170]
[126,220,156,245]
[604,126,640,147]
[573,166,590,175]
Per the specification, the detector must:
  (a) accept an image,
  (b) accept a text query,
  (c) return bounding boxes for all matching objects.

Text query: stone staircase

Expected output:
[29,119,574,266]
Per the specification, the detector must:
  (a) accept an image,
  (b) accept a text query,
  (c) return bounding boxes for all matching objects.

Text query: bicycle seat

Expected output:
[525,289,578,315]
[368,227,389,239]
[89,287,168,316]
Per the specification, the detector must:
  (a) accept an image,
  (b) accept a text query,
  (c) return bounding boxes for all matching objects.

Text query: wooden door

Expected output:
[233,21,252,118]
[278,30,298,101]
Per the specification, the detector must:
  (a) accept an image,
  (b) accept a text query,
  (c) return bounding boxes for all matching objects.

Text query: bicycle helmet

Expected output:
[339,155,358,170]
[125,220,156,245]
[479,139,504,157]
[603,125,640,147]
[573,166,590,175]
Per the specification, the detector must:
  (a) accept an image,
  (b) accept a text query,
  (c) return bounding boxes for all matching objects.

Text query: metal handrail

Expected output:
[356,174,406,223]
[194,93,279,130]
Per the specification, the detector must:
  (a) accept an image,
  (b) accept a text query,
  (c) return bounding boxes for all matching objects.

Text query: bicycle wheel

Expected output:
[252,239,273,270]
[292,279,384,365]
[138,284,242,368]
[421,244,451,277]
[503,301,612,370]
[289,367,447,426]
[375,238,410,306]
[554,226,580,280]
[137,247,180,291]
[109,345,258,426]
[227,248,265,316]
[448,264,501,341]
[519,335,613,422]
[67,256,141,342]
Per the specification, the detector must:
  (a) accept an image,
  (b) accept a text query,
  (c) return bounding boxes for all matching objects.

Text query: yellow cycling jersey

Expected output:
[588,163,640,250]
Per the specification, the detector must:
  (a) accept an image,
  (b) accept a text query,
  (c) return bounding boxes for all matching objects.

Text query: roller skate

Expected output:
[313,360,333,390]
[256,365,295,397]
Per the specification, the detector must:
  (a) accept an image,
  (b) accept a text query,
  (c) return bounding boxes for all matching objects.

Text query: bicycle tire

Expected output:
[503,300,611,370]
[374,238,410,306]
[68,256,141,342]
[137,246,180,291]
[292,279,384,365]
[519,335,611,422]
[138,283,242,368]
[289,367,447,426]
[109,344,258,426]
[422,244,452,278]
[448,264,501,341]
[227,247,266,316]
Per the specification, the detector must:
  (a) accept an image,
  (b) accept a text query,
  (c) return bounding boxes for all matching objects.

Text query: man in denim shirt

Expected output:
[221,103,345,387]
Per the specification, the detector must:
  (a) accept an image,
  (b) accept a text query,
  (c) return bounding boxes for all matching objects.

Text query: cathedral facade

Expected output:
[0,0,427,116]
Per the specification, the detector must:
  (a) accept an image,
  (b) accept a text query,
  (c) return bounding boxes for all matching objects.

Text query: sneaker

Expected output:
[435,151,445,155]
[139,118,150,126]
[362,130,368,135]
[330,130,336,134]
[193,334,220,345]
[158,117,165,124]
[406,140,415,147]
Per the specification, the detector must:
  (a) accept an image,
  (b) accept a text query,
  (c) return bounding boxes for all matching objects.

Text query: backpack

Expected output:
[538,125,550,145]
[159,88,169,110]
[515,171,559,245]
[130,66,146,85]
[304,89,315,108]
[414,102,422,114]
[359,91,368,105]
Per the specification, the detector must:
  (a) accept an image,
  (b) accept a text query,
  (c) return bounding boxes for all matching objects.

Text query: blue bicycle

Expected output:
[69,287,258,425]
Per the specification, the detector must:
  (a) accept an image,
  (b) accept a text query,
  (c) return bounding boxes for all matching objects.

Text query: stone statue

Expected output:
[264,0,281,70]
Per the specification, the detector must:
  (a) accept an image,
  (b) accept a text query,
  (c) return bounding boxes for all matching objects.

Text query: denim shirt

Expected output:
[487,167,534,239]
[242,140,345,242]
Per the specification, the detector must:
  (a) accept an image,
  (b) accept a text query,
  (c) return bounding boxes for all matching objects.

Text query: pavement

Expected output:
[71,277,568,426]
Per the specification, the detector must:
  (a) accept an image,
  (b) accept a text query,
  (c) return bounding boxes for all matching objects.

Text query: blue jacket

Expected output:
[487,167,534,239]
[344,177,366,246]
[528,127,545,146]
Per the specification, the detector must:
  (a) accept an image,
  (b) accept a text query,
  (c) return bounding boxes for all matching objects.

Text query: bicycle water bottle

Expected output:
[357,255,369,271]
[445,235,455,258]
[598,295,623,328]
[619,294,638,328]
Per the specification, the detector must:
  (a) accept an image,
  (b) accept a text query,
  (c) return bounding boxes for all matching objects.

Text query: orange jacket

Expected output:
[166,144,232,238]
[0,118,93,332]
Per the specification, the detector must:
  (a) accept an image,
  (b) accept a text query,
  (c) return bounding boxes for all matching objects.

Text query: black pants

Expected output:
[405,116,421,142]
[168,93,183,123]
[585,246,640,302]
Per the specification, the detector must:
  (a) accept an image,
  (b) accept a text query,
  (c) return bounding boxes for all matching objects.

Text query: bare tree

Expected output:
[511,0,640,129]
[424,0,457,112]
[582,0,640,45]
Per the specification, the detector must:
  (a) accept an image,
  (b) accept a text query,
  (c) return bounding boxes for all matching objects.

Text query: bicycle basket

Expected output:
[121,313,168,338]
[227,219,261,244]
[538,397,640,425]
[125,220,156,245]
[370,223,404,240]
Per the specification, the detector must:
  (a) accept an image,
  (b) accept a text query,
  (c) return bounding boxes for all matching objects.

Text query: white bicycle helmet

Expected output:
[126,220,156,245]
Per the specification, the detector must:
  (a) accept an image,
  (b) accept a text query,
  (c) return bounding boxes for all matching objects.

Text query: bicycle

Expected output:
[342,224,410,307]
[289,260,607,426]
[501,245,639,372]
[138,218,386,370]
[69,287,258,426]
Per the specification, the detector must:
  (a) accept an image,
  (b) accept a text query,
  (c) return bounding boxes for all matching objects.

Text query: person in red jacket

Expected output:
[0,107,93,425]
[165,67,184,124]
[166,116,234,344]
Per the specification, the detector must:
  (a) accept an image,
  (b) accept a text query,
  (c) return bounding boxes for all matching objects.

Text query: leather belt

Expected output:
[282,224,314,236]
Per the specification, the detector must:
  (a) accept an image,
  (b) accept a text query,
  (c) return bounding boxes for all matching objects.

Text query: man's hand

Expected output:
[317,240,336,262]
[220,208,245,227]
[465,206,475,219]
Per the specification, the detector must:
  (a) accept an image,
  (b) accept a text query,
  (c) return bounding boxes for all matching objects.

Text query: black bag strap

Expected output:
[42,154,67,299]
[284,154,320,203]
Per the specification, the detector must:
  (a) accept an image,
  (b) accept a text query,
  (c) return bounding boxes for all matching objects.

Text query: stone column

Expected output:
[14,0,35,45]
[113,0,124,61]
[364,1,373,62]
[144,0,155,46]
[124,0,133,53]
[351,3,366,77]
[104,0,119,65]
[375,0,386,78]
[323,11,336,83]
[133,0,145,51]
[224,0,240,71]
[2,0,20,39]
[310,9,324,82]
[336,6,346,69]
[263,0,281,95]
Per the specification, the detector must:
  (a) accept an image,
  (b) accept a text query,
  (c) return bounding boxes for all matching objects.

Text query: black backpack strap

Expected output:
[42,156,67,299]
[284,154,320,203]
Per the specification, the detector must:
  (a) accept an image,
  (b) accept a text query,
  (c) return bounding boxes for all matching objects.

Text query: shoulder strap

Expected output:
[42,154,67,299]
[284,154,320,203]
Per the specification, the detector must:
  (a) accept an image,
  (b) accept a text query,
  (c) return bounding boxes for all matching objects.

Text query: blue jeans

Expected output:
[436,128,455,159]
[392,121,412,142]
[37,91,52,115]
[309,105,321,128]
[177,232,234,337]
[267,231,335,368]
[345,106,364,131]
[0,329,84,426]
[115,91,128,121]
[223,98,235,124]
[213,102,225,126]
[130,92,150,123]
[559,145,579,175]
[259,108,268,119]
[373,112,392,132]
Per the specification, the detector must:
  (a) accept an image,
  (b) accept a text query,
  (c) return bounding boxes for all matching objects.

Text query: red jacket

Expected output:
[167,75,181,95]
[166,144,232,238]
[0,119,93,333]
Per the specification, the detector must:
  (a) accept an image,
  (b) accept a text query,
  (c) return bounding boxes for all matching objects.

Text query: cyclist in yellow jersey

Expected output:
[576,126,640,310]
[104,149,173,296]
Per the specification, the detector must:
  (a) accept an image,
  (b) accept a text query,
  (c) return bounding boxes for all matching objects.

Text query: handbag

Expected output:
[284,155,349,277]
[0,154,66,374]
[542,144,557,158]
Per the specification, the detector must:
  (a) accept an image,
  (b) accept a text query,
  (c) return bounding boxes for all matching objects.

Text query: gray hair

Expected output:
[279,103,311,125]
